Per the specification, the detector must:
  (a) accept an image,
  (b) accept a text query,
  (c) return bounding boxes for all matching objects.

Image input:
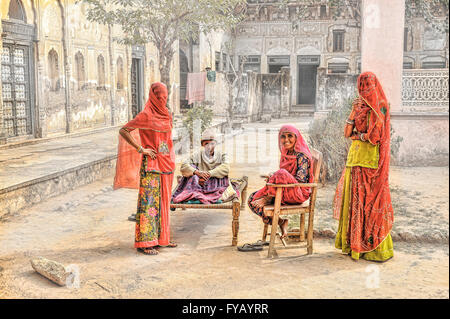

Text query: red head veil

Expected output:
[278,124,313,182]
[355,72,390,176]
[113,82,175,189]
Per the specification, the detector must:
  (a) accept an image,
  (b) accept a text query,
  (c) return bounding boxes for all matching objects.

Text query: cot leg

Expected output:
[232,201,240,246]
[262,224,268,242]
[241,181,248,210]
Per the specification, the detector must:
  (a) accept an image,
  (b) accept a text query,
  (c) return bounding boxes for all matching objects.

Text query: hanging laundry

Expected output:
[186,72,206,105]
[207,70,216,82]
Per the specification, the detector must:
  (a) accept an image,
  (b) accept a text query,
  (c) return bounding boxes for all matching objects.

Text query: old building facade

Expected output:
[0,0,180,144]
[232,0,448,114]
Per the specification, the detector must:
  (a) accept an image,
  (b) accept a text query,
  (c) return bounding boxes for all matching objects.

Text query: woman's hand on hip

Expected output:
[142,148,157,159]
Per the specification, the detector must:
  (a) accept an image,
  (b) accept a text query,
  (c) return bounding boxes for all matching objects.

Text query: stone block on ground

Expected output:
[30,257,71,286]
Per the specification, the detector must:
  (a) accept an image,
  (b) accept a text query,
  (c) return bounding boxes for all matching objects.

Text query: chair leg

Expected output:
[267,212,279,258]
[300,213,305,242]
[232,201,240,246]
[268,188,283,258]
[307,212,314,255]
[262,224,268,242]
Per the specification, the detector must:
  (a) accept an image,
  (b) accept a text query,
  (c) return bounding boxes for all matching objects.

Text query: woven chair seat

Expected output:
[263,199,310,215]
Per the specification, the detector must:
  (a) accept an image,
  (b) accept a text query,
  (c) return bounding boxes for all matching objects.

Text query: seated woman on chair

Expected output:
[247,125,313,239]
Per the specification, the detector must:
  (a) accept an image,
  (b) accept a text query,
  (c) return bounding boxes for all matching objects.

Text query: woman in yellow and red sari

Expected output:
[114,82,176,255]
[333,72,394,262]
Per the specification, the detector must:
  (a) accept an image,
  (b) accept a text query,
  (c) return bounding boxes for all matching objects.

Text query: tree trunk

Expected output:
[158,48,173,112]
[108,24,116,124]
[227,76,233,129]
[57,0,72,133]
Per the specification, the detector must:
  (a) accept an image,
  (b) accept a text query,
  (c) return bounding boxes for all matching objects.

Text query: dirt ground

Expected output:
[0,120,448,298]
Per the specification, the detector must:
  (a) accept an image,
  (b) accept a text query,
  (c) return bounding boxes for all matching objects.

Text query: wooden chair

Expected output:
[170,176,248,246]
[261,148,323,258]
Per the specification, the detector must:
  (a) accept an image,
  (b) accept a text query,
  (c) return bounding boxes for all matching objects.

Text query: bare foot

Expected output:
[279,218,289,239]
[252,197,268,209]
[138,247,159,255]
[161,242,177,248]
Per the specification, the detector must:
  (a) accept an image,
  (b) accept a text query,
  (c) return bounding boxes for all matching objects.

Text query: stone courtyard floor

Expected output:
[0,118,448,298]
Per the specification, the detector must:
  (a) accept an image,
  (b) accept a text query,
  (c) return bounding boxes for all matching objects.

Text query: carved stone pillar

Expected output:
[280,66,291,117]
[33,0,47,138]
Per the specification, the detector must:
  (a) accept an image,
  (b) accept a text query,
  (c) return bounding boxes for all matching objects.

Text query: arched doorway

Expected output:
[131,44,145,118]
[1,0,36,139]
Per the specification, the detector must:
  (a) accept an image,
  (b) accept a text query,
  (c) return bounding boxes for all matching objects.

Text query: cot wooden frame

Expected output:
[170,176,248,246]
[262,148,323,258]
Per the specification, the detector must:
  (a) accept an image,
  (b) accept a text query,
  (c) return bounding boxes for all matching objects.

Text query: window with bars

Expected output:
[404,28,408,51]
[333,30,345,52]
[1,44,32,137]
[48,49,59,91]
[422,61,446,69]
[116,57,124,89]
[222,52,228,72]
[320,5,327,18]
[239,55,261,73]
[8,0,26,22]
[328,62,349,73]
[215,51,221,71]
[403,62,413,69]
[75,52,85,90]
[97,54,105,88]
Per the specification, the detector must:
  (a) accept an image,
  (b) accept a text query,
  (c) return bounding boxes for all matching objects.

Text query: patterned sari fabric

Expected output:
[333,72,394,260]
[248,125,313,224]
[135,157,162,248]
[172,174,240,205]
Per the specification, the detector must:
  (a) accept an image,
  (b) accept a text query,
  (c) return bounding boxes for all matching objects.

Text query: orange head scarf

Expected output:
[124,82,172,131]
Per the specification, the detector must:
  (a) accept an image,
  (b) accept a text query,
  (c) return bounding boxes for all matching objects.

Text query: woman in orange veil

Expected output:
[113,82,176,255]
[333,72,394,261]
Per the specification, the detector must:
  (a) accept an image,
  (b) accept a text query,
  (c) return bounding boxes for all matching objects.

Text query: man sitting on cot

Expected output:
[171,129,240,205]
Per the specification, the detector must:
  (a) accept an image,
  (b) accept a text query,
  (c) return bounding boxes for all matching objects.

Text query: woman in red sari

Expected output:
[114,82,176,255]
[248,125,314,238]
[333,72,394,261]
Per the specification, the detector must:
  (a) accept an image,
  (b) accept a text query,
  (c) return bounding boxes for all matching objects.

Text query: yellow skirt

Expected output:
[335,168,394,261]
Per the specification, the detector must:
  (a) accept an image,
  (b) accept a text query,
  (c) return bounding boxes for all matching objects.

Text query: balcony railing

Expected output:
[402,69,449,111]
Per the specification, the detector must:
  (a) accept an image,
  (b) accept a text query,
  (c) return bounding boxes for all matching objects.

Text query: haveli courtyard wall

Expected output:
[0,0,180,144]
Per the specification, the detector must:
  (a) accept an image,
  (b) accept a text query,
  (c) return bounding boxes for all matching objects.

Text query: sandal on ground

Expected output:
[237,243,263,252]
[252,240,270,246]
[128,214,136,222]
[137,247,159,255]
[160,242,178,248]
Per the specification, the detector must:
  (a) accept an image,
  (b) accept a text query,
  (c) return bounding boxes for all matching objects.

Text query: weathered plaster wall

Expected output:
[316,68,358,111]
[1,0,179,144]
[204,72,230,117]
[391,116,449,166]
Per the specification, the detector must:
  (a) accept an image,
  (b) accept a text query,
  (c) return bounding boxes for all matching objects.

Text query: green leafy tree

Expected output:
[81,0,246,99]
[182,104,214,148]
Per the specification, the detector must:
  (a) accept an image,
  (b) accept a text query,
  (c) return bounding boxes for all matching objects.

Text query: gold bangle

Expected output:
[346,119,355,125]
